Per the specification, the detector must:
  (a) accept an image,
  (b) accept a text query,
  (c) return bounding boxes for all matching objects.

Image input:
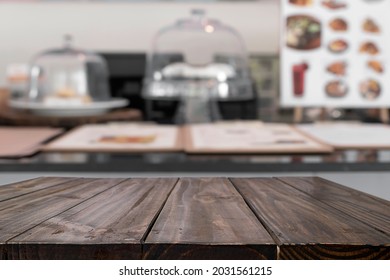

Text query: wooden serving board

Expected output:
[43,123,183,153]
[184,121,333,154]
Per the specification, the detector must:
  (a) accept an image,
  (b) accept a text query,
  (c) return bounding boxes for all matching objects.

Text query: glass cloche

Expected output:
[9,36,128,116]
[143,10,254,123]
[27,35,111,106]
[143,9,254,100]
[20,35,110,106]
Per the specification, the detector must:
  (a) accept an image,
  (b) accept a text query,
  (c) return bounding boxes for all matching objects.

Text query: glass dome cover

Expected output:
[143,9,254,101]
[26,35,111,106]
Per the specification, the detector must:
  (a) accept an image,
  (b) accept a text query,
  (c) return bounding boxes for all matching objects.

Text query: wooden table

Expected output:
[0,108,143,128]
[0,177,388,260]
[0,90,142,128]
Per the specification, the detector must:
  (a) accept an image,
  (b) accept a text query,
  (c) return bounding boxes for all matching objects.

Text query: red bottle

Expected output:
[293,63,309,97]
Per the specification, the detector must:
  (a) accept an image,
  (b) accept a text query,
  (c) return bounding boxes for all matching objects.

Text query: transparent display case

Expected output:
[27,35,111,105]
[143,9,254,123]
[9,36,128,116]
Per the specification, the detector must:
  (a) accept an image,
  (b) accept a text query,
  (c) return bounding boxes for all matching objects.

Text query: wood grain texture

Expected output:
[0,178,125,243]
[144,177,276,260]
[231,178,390,260]
[144,244,276,260]
[0,245,4,260]
[277,177,390,235]
[1,176,389,260]
[280,244,390,260]
[0,177,76,202]
[0,107,142,129]
[8,178,178,260]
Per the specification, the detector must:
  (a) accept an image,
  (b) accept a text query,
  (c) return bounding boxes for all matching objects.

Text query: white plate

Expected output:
[9,98,129,117]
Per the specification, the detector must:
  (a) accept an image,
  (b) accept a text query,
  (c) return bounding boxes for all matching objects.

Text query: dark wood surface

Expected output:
[231,177,390,260]
[0,100,142,128]
[0,177,389,260]
[0,87,141,128]
[277,177,390,235]
[4,178,177,260]
[0,177,75,202]
[144,177,276,260]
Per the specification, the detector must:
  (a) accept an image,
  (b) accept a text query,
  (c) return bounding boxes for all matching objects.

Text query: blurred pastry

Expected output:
[328,39,348,53]
[367,60,384,73]
[286,15,321,50]
[327,61,347,76]
[43,87,92,106]
[359,42,379,55]
[55,87,77,98]
[363,18,380,33]
[98,135,156,144]
[289,0,313,6]
[322,0,347,9]
[329,18,348,31]
[325,80,348,98]
[360,79,381,100]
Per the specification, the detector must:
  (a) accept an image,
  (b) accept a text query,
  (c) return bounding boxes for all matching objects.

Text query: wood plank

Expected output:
[0,178,125,244]
[277,177,390,235]
[0,107,142,129]
[0,245,4,260]
[0,177,76,202]
[144,177,276,260]
[8,178,178,260]
[231,178,390,260]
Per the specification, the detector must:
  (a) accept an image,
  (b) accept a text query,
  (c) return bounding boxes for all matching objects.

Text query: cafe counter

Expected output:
[2,121,390,200]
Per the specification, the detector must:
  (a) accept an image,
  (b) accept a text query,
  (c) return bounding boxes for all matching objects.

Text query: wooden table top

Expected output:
[0,177,389,260]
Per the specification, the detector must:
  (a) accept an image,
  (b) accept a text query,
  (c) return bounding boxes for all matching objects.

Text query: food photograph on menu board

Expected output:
[280,0,389,108]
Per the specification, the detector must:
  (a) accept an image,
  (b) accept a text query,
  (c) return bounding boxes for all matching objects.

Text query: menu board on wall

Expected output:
[281,0,390,108]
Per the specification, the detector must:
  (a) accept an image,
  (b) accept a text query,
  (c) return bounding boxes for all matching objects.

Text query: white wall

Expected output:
[0,1,279,86]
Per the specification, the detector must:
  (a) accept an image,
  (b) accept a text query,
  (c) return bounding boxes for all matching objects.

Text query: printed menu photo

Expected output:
[281,0,389,108]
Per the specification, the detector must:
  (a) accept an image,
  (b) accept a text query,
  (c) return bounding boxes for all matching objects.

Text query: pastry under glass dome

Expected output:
[26,35,111,106]
[9,36,128,116]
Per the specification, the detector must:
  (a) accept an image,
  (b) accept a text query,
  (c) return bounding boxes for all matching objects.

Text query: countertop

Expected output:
[1,149,390,173]
[1,176,389,260]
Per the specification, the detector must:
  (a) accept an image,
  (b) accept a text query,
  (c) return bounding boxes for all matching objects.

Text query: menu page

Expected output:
[186,121,332,154]
[44,123,182,153]
[0,127,63,158]
[297,122,390,148]
[281,0,389,108]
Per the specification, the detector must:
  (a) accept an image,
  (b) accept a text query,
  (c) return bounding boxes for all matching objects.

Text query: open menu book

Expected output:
[43,123,183,153]
[184,121,333,154]
[0,127,63,158]
[43,121,333,154]
[297,122,390,149]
